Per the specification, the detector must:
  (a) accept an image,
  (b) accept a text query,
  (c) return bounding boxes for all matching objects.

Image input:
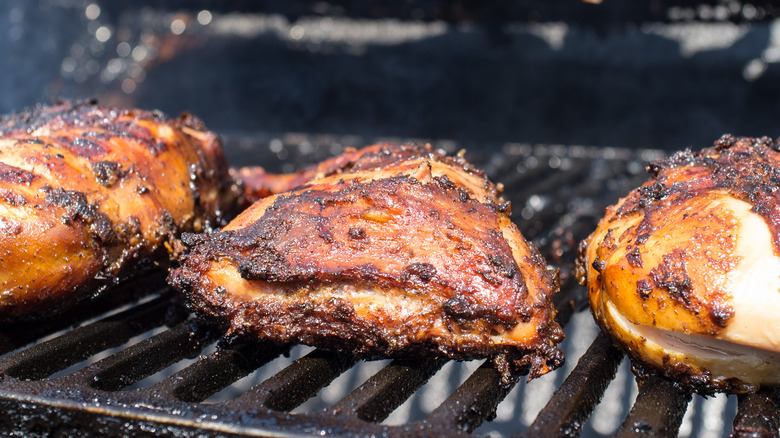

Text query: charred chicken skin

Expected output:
[577,135,780,393]
[170,143,564,377]
[230,142,446,208]
[0,101,235,322]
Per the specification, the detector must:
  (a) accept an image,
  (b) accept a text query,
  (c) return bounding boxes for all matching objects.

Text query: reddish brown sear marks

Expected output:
[650,250,694,308]
[0,162,37,185]
[620,135,780,253]
[0,100,236,322]
[171,143,564,378]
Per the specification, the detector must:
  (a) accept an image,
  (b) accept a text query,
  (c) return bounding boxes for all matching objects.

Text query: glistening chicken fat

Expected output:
[577,135,780,393]
[0,101,235,322]
[170,143,565,379]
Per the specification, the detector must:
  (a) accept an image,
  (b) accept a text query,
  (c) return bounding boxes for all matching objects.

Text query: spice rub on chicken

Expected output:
[0,101,235,322]
[170,143,564,377]
[577,135,780,393]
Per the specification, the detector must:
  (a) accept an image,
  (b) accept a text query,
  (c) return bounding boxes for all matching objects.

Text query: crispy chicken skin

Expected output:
[171,143,564,377]
[577,135,780,393]
[0,101,235,322]
[230,143,450,207]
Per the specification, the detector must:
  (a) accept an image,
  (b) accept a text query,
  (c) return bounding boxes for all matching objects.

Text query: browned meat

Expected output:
[170,143,564,378]
[231,143,451,208]
[0,101,236,322]
[577,135,780,393]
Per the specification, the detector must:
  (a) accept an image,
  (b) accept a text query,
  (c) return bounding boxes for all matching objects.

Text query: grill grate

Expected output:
[0,138,777,437]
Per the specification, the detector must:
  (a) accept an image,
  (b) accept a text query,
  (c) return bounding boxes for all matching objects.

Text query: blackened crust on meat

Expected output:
[0,101,237,322]
[580,135,780,393]
[185,175,530,324]
[170,144,564,379]
[621,135,780,253]
[234,142,503,208]
[594,135,780,334]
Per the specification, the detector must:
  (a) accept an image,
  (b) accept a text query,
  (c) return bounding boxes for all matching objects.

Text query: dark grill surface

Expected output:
[0,137,778,438]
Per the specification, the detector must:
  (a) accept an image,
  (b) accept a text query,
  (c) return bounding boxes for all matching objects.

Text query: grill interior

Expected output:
[1,137,777,437]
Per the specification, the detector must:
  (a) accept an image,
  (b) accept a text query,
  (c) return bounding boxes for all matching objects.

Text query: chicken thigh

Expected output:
[170,143,564,377]
[0,101,235,322]
[578,135,780,393]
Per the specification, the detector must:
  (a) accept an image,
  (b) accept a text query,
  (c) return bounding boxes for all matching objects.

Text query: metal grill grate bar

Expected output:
[64,319,221,391]
[523,334,624,438]
[614,376,691,437]
[0,293,182,380]
[141,340,289,403]
[229,348,357,412]
[425,361,520,433]
[0,273,167,356]
[328,357,446,422]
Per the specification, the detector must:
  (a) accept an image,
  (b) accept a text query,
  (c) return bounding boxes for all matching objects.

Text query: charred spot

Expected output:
[626,246,643,268]
[477,269,504,286]
[91,160,123,187]
[116,216,142,240]
[44,187,92,218]
[68,135,108,157]
[488,254,517,279]
[181,232,207,247]
[636,279,653,300]
[715,134,736,150]
[236,244,294,282]
[646,161,663,177]
[154,210,177,240]
[89,215,115,244]
[443,296,476,321]
[592,258,606,273]
[456,188,471,202]
[400,263,437,284]
[0,163,37,185]
[327,297,357,322]
[708,299,735,329]
[43,186,116,243]
[433,174,457,191]
[316,219,334,244]
[0,189,27,207]
[136,184,150,194]
[81,130,111,140]
[650,250,693,307]
[637,182,669,206]
[442,296,508,326]
[496,200,511,214]
[574,241,589,286]
[754,136,773,148]
[347,227,366,240]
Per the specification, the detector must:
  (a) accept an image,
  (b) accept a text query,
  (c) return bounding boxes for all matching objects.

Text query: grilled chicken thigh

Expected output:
[578,135,780,393]
[0,101,235,322]
[231,142,445,207]
[171,143,564,377]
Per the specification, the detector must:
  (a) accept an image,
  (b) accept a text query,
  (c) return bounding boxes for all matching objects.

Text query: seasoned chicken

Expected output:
[0,101,235,322]
[170,143,564,377]
[577,135,780,393]
[230,143,440,208]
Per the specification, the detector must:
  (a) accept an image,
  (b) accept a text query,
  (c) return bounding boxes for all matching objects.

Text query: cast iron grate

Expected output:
[0,138,777,437]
